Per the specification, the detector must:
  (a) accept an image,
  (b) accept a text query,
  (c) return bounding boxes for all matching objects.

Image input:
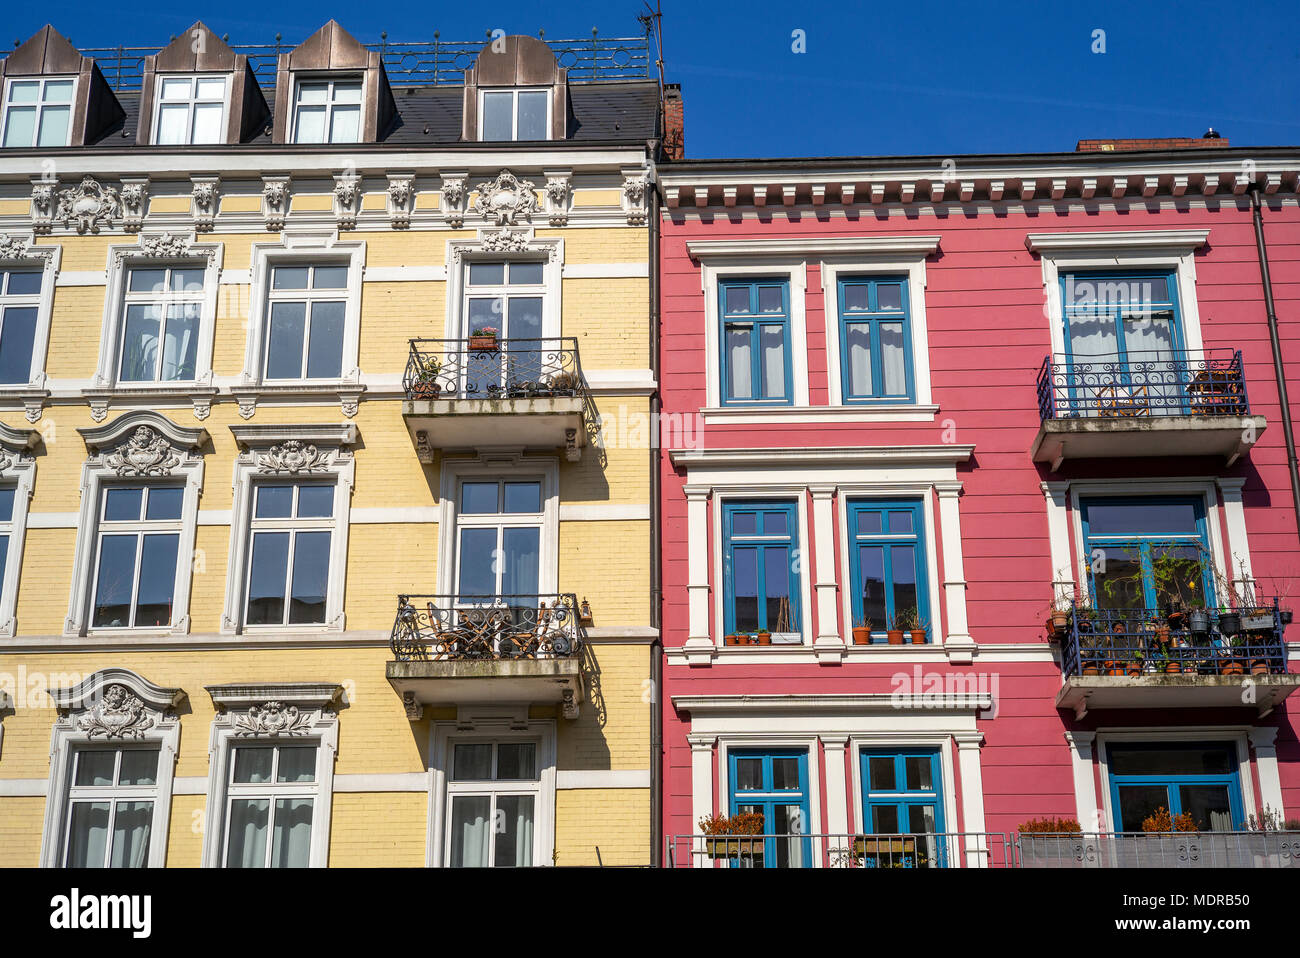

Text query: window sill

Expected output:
[83,384,218,422]
[233,380,366,419]
[702,404,938,424]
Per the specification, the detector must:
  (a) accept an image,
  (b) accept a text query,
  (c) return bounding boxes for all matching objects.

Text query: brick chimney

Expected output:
[663,82,684,160]
[1076,133,1230,152]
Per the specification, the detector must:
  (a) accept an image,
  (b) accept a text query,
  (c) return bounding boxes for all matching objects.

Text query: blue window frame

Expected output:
[729,748,811,867]
[847,499,929,641]
[860,749,946,867]
[1080,496,1214,611]
[722,501,800,638]
[837,276,913,403]
[718,278,792,406]
[1061,269,1189,412]
[1107,742,1244,832]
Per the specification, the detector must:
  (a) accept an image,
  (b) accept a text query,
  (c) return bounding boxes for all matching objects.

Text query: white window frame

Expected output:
[442,736,545,867]
[450,476,546,598]
[478,86,552,142]
[66,412,207,638]
[427,711,557,867]
[60,743,164,867]
[436,452,559,597]
[1027,229,1210,359]
[201,683,342,868]
[219,741,321,867]
[0,422,37,637]
[151,73,229,146]
[261,263,351,383]
[444,237,563,341]
[0,233,60,413]
[290,76,364,145]
[2,76,77,149]
[242,480,338,629]
[94,236,221,408]
[222,423,356,635]
[239,233,365,418]
[86,482,186,632]
[40,668,184,868]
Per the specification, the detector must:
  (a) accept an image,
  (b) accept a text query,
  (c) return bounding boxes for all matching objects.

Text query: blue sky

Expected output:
[11,0,1299,157]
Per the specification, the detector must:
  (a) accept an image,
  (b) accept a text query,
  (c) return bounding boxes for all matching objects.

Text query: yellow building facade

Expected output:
[0,23,659,867]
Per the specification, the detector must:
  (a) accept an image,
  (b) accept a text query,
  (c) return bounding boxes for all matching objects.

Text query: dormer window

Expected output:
[480,88,549,141]
[2,77,74,148]
[154,75,226,145]
[292,78,362,144]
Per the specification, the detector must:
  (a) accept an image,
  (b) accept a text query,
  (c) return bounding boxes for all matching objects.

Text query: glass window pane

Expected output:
[266,302,307,379]
[880,322,907,396]
[191,102,222,144]
[460,482,499,514]
[294,105,326,144]
[771,757,801,790]
[904,755,933,791]
[332,82,363,104]
[494,795,535,866]
[759,325,786,399]
[75,750,117,787]
[1116,784,1171,833]
[255,485,293,519]
[134,533,179,627]
[109,801,153,867]
[8,81,40,103]
[232,747,274,784]
[128,269,167,293]
[762,511,787,536]
[735,757,763,790]
[731,512,757,536]
[756,286,784,313]
[763,546,792,630]
[297,82,328,104]
[0,305,38,384]
[276,746,317,783]
[328,105,359,143]
[272,267,309,290]
[517,90,548,140]
[288,531,331,624]
[1091,545,1145,610]
[842,284,869,311]
[731,546,758,633]
[856,511,883,535]
[890,544,918,619]
[159,77,192,101]
[6,271,41,296]
[1179,785,1234,832]
[246,531,290,624]
[160,305,199,381]
[92,535,138,627]
[2,105,36,147]
[226,798,269,867]
[469,263,505,286]
[507,297,542,342]
[66,802,110,867]
[503,481,541,514]
[496,743,537,780]
[868,755,896,791]
[103,488,143,521]
[195,77,226,99]
[312,266,348,289]
[726,327,752,400]
[501,527,540,595]
[118,749,159,786]
[844,322,872,397]
[36,105,70,147]
[0,487,14,522]
[1085,499,1200,537]
[144,487,183,522]
[305,301,345,378]
[509,262,543,286]
[296,485,334,519]
[155,103,189,145]
[448,795,491,866]
[888,510,914,534]
[481,91,513,141]
[1110,745,1234,776]
[876,284,904,310]
[457,528,497,597]
[119,304,161,382]
[859,545,886,631]
[453,743,493,781]
[723,287,750,314]
[871,804,900,833]
[43,80,74,102]
[271,798,313,866]
[908,804,937,834]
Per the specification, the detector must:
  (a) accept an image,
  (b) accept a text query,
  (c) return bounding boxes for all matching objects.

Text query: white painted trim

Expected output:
[699,257,809,409]
[1064,731,1101,831]
[0,450,36,637]
[847,733,963,850]
[1025,229,1211,253]
[669,446,974,469]
[349,506,439,524]
[330,772,429,792]
[362,265,445,282]
[666,642,1059,666]
[561,262,648,278]
[444,233,564,342]
[557,503,650,521]
[1042,481,1074,602]
[0,232,59,417]
[555,768,650,789]
[701,405,939,424]
[687,236,941,258]
[1216,478,1255,592]
[1248,727,1284,816]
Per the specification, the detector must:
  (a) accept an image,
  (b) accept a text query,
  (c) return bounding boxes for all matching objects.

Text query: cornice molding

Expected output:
[685,235,941,259]
[1024,228,1211,253]
[668,444,975,467]
[670,692,993,714]
[49,667,186,714]
[77,409,209,455]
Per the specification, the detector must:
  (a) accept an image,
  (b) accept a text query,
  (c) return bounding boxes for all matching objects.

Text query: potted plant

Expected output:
[885,611,905,646]
[1017,817,1085,867]
[469,326,498,350]
[409,354,442,399]
[906,611,927,645]
[1142,806,1198,834]
[548,370,580,395]
[851,614,873,645]
[724,633,753,646]
[755,629,772,645]
[698,811,765,859]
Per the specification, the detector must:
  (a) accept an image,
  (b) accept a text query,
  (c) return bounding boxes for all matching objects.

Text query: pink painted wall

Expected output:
[658,190,1300,844]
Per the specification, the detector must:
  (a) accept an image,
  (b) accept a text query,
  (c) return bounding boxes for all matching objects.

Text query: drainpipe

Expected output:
[1248,186,1300,545]
[648,148,664,867]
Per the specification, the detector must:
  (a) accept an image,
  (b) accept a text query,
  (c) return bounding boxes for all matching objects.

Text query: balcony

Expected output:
[401,338,590,461]
[1055,602,1299,717]
[1017,831,1300,868]
[666,832,1011,868]
[1031,349,1266,469]
[385,593,584,718]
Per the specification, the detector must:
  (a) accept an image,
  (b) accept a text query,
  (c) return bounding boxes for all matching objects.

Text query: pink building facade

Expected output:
[656,144,1300,866]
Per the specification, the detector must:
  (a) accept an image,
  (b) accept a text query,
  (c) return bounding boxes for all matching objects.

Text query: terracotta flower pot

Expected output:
[411,380,441,400]
[724,634,748,646]
[887,629,905,645]
[469,335,497,350]
[909,629,926,645]
[1082,663,1100,676]
[756,631,772,645]
[851,627,873,645]
[1251,659,1271,676]
[1164,660,1182,674]
[1220,659,1244,675]
[1050,610,1070,633]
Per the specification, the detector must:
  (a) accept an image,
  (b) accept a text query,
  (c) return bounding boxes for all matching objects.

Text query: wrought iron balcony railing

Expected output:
[666,832,1011,868]
[21,32,651,92]
[390,594,581,662]
[1037,348,1249,421]
[1058,601,1286,678]
[1016,831,1300,868]
[404,337,585,403]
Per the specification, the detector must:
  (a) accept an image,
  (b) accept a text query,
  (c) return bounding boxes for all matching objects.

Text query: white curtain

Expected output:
[498,795,535,867]
[726,327,752,399]
[66,802,110,867]
[271,798,313,867]
[879,322,906,396]
[449,796,491,867]
[109,801,152,867]
[1124,313,1179,411]
[760,326,785,399]
[226,798,269,867]
[845,323,872,396]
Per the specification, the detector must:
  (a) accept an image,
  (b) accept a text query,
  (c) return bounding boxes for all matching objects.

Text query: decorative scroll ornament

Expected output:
[31,182,56,233]
[138,232,192,259]
[387,179,411,207]
[441,176,467,228]
[0,233,30,260]
[104,425,183,477]
[56,176,122,234]
[333,177,361,230]
[257,439,330,474]
[76,684,157,739]
[386,176,414,229]
[231,701,316,737]
[545,175,571,226]
[262,178,290,231]
[480,228,533,253]
[474,170,539,226]
[622,173,649,225]
[120,180,148,232]
[191,178,219,232]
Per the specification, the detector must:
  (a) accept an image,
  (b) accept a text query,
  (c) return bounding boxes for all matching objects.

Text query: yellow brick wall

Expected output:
[555,788,650,866]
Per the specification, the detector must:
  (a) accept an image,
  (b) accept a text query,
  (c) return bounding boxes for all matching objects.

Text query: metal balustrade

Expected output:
[390,593,581,662]
[404,337,584,403]
[1016,831,1300,867]
[1037,348,1249,421]
[665,832,1011,868]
